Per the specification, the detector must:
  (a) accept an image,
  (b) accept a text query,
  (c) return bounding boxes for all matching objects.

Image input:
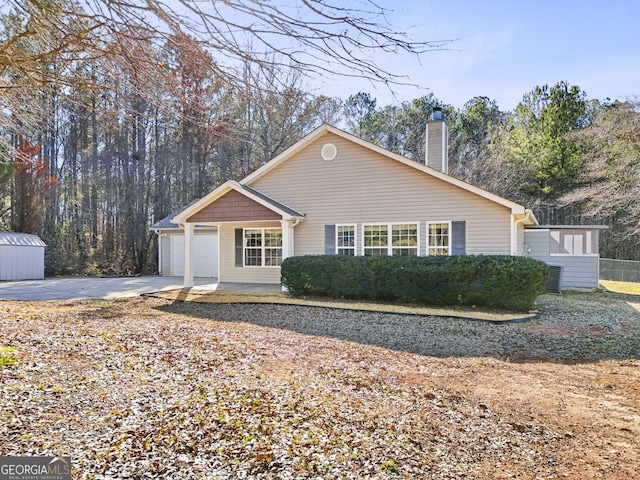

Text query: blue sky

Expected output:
[314,0,640,111]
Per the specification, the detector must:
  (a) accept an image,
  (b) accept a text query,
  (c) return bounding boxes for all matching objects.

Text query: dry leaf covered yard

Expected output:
[1,291,639,479]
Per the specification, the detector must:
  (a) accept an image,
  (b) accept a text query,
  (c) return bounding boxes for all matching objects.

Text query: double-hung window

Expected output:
[364,224,389,256]
[391,224,418,256]
[336,225,356,256]
[364,223,418,256]
[427,222,450,256]
[244,228,282,266]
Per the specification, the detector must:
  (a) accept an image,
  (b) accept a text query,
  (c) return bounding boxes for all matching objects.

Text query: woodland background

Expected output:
[1,1,638,276]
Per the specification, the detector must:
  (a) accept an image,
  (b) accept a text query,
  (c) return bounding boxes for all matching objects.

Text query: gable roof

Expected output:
[239,184,305,218]
[172,180,304,225]
[241,123,532,217]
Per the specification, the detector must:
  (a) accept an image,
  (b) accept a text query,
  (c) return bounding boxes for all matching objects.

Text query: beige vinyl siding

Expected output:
[159,232,171,275]
[249,132,513,256]
[219,222,282,284]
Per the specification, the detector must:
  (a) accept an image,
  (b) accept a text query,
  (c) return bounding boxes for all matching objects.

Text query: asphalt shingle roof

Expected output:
[151,200,199,229]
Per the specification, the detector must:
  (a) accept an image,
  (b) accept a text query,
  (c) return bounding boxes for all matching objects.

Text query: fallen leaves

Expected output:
[0,293,638,479]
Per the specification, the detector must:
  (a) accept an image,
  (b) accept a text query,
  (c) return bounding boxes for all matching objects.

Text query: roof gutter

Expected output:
[511,209,536,255]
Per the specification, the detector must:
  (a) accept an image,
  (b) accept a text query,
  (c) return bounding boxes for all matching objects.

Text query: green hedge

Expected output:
[281,255,549,312]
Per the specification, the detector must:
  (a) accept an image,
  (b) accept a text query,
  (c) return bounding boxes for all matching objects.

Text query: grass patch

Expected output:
[0,346,17,368]
[600,280,640,295]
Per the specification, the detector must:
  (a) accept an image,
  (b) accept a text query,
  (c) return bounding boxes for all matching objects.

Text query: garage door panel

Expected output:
[171,235,184,275]
[170,232,218,277]
[194,234,218,277]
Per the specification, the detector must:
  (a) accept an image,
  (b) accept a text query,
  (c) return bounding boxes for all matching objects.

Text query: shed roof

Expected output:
[0,232,47,247]
[526,225,609,230]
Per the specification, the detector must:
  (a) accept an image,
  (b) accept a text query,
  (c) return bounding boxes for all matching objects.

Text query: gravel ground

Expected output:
[1,291,639,479]
[177,291,640,363]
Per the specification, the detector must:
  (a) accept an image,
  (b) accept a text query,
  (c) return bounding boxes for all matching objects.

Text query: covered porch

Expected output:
[171,181,304,288]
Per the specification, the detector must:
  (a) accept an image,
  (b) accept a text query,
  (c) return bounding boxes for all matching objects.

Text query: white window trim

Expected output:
[362,223,388,256]
[426,221,452,256]
[390,222,420,256]
[243,227,283,268]
[335,224,356,256]
[362,222,420,257]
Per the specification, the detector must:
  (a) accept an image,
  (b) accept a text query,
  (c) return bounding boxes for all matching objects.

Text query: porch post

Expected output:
[281,219,294,260]
[183,223,194,288]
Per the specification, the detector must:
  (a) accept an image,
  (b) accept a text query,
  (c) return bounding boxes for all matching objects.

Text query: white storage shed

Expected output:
[0,232,46,281]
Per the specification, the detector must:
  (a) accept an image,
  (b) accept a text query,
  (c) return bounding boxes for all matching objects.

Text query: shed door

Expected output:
[171,232,218,278]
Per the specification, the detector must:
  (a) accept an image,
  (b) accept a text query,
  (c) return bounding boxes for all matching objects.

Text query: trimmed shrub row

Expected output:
[281,255,549,312]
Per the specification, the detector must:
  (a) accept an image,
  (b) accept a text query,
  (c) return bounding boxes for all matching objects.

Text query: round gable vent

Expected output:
[321,143,337,161]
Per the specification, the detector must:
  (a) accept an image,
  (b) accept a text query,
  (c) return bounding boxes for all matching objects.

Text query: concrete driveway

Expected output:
[0,276,189,301]
[0,276,283,301]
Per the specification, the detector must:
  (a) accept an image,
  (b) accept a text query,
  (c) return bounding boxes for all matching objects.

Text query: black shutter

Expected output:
[451,221,466,256]
[325,225,336,254]
[235,228,244,267]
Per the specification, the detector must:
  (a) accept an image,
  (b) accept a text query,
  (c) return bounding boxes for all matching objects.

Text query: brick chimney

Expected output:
[425,107,448,173]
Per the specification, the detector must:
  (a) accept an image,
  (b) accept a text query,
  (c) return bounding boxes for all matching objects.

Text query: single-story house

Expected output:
[0,232,46,281]
[154,111,604,290]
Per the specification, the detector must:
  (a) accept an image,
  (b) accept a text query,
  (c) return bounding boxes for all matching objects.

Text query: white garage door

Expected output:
[171,232,218,278]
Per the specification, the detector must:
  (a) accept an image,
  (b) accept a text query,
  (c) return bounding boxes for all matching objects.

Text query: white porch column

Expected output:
[280,219,295,260]
[183,223,195,287]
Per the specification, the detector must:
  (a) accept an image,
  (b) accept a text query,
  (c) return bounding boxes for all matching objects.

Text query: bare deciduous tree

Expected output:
[562,101,640,240]
[1,0,451,90]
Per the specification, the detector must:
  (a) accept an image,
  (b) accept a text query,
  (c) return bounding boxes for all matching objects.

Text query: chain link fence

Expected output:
[600,258,640,283]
